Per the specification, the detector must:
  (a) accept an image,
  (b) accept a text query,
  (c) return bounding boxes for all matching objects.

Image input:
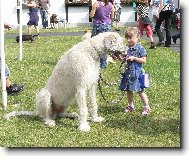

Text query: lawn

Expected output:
[0,27,180,147]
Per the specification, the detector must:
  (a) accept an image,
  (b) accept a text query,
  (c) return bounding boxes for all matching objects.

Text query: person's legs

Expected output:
[28,25,32,35]
[44,11,49,28]
[145,24,156,49]
[155,11,165,43]
[164,11,173,47]
[34,25,40,38]
[172,32,180,44]
[138,18,144,37]
[0,63,24,95]
[40,10,45,28]
[124,91,135,112]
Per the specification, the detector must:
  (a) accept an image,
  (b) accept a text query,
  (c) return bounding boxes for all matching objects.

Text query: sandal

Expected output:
[124,105,134,112]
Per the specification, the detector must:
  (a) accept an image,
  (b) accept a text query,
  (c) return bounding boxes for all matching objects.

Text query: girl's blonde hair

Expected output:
[125,27,140,38]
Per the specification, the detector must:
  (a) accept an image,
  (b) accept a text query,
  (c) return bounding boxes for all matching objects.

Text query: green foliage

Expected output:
[0,28,180,147]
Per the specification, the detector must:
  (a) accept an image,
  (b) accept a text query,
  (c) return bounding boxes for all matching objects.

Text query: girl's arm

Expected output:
[89,2,99,18]
[127,56,146,64]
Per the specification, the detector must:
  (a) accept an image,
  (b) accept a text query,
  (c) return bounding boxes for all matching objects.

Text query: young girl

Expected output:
[122,27,151,115]
[137,0,156,49]
[23,0,40,37]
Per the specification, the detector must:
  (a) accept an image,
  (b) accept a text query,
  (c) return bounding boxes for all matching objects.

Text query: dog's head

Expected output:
[103,32,126,57]
[51,14,58,18]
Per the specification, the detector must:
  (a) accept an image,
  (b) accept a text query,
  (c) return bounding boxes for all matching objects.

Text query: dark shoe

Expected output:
[165,41,171,47]
[172,36,177,44]
[7,84,24,95]
[149,45,156,49]
[156,42,164,47]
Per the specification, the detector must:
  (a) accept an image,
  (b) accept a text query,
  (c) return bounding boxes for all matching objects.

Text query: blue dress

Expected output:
[27,6,39,26]
[120,43,147,92]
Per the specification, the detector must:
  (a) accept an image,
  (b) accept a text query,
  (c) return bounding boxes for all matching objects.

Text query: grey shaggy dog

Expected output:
[5,32,125,132]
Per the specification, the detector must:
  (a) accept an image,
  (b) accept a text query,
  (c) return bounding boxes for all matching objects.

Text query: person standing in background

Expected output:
[113,0,122,31]
[39,0,51,29]
[137,0,156,49]
[89,0,115,69]
[155,0,175,47]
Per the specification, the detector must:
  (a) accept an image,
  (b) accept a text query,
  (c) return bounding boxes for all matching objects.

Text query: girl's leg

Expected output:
[28,25,32,35]
[138,91,151,115]
[34,25,40,37]
[124,91,135,112]
[138,91,149,107]
[127,90,134,105]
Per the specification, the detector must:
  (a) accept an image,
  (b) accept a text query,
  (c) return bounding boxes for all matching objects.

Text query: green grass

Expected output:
[0,27,180,147]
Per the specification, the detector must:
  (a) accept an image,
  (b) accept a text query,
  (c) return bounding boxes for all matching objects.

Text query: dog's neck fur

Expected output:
[90,37,106,53]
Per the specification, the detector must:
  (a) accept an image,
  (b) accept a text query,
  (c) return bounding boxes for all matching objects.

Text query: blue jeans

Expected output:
[40,10,49,28]
[172,32,180,39]
[92,24,111,68]
[0,62,10,78]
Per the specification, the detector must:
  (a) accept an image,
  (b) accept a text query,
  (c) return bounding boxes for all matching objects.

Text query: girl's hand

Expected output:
[127,56,135,62]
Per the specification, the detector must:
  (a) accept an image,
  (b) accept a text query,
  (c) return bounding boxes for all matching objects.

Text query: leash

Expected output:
[98,61,127,105]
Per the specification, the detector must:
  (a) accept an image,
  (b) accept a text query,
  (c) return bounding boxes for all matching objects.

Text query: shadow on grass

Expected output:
[99,104,180,137]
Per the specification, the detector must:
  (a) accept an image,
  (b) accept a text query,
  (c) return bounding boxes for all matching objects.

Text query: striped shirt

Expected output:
[137,3,150,18]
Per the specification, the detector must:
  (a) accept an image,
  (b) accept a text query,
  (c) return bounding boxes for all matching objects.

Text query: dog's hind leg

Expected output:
[76,88,91,132]
[88,83,105,123]
[36,89,56,127]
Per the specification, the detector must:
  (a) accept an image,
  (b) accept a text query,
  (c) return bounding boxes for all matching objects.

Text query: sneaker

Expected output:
[142,107,151,115]
[124,105,134,112]
[7,84,24,95]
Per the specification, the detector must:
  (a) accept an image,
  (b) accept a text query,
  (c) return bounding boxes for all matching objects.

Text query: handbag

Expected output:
[139,73,150,89]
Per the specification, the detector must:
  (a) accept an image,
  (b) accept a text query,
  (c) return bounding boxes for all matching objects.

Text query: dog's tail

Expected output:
[5,110,38,121]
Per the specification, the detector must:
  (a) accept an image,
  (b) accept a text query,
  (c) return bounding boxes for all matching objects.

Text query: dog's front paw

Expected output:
[92,116,105,123]
[44,119,56,127]
[78,123,91,132]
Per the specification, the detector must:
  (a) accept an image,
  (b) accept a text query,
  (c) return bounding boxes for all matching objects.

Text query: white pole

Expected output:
[0,0,8,108]
[19,0,23,61]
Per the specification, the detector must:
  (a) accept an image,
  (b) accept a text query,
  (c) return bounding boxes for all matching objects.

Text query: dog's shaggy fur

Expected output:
[5,32,125,132]
[82,30,92,40]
